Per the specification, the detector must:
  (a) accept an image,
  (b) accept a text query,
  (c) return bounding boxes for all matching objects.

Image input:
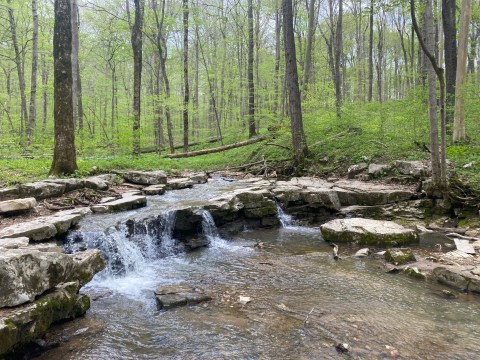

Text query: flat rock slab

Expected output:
[91,195,147,213]
[143,184,166,195]
[123,171,167,185]
[0,237,29,249]
[453,239,476,255]
[0,208,90,241]
[433,266,480,293]
[320,218,418,246]
[0,197,36,215]
[155,284,212,310]
[0,248,105,308]
[166,178,195,190]
[0,282,90,356]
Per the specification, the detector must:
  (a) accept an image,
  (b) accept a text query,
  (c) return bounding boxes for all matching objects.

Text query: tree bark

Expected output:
[273,2,282,114]
[131,0,144,156]
[334,0,343,117]
[367,0,374,102]
[282,0,308,166]
[303,0,316,95]
[453,0,472,142]
[49,0,77,176]
[248,0,256,138]
[28,0,39,143]
[7,0,28,135]
[442,0,457,124]
[182,0,190,152]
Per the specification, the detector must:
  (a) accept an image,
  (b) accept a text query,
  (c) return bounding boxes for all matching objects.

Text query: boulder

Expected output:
[143,184,166,195]
[368,163,392,178]
[43,178,85,192]
[188,172,208,184]
[235,189,277,218]
[395,160,431,178]
[123,170,167,185]
[0,237,29,249]
[166,177,195,190]
[154,284,212,310]
[0,209,87,241]
[433,266,480,293]
[347,163,368,179]
[320,218,419,246]
[354,248,371,257]
[0,187,20,201]
[384,249,416,265]
[0,198,36,215]
[0,281,89,356]
[0,248,105,308]
[91,195,147,213]
[18,181,66,199]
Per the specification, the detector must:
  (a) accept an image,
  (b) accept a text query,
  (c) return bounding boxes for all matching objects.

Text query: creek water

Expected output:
[38,179,480,359]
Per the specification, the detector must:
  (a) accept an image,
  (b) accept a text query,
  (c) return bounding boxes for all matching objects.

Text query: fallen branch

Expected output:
[140,137,221,154]
[331,243,339,260]
[446,233,479,241]
[304,307,315,327]
[164,135,269,159]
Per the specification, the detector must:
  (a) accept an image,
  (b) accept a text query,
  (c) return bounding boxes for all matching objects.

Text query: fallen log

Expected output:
[164,135,269,159]
[140,137,221,154]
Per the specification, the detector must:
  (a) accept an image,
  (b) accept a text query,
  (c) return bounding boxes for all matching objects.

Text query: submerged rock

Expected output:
[154,284,212,310]
[384,249,416,265]
[0,248,105,308]
[0,281,89,356]
[320,218,418,246]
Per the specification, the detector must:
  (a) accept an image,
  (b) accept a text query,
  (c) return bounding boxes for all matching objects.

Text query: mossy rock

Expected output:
[384,249,416,265]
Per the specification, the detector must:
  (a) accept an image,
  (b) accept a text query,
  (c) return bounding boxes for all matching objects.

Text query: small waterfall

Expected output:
[64,211,179,277]
[201,210,227,248]
[276,201,295,228]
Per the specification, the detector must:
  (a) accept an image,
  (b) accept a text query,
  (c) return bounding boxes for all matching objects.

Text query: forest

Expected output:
[0,0,479,188]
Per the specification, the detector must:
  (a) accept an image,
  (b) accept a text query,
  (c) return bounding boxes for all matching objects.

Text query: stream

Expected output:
[37,178,480,359]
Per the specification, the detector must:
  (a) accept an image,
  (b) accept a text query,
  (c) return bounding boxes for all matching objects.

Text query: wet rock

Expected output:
[384,249,416,265]
[441,289,457,298]
[0,208,87,241]
[320,218,418,246]
[143,184,166,195]
[453,239,475,255]
[0,248,105,308]
[347,163,368,179]
[18,181,66,199]
[354,248,371,257]
[123,170,167,185]
[395,160,431,178]
[404,266,426,280]
[91,195,147,213]
[235,189,276,218]
[0,282,89,356]
[335,343,350,353]
[0,197,37,215]
[368,163,392,178]
[0,237,29,249]
[154,284,212,310]
[165,177,195,190]
[433,267,471,292]
[188,172,208,184]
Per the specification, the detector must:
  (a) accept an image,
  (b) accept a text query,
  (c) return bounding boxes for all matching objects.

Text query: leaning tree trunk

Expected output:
[282,0,308,166]
[28,0,39,143]
[131,0,144,156]
[453,0,472,142]
[49,0,77,176]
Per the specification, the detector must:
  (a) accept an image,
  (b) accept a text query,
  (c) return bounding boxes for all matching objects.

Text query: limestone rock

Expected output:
[123,170,167,185]
[433,266,480,293]
[0,198,36,215]
[0,248,105,308]
[91,195,147,213]
[347,163,368,179]
[18,181,66,199]
[320,218,418,246]
[354,248,371,257]
[235,189,276,218]
[395,160,431,178]
[166,177,195,190]
[0,187,20,201]
[0,282,89,356]
[154,284,212,310]
[384,249,416,265]
[404,266,426,280]
[43,178,85,192]
[368,163,392,178]
[143,184,166,195]
[0,237,29,249]
[188,172,208,184]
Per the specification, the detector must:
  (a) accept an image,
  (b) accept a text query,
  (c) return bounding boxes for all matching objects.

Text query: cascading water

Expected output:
[275,201,295,228]
[201,210,227,248]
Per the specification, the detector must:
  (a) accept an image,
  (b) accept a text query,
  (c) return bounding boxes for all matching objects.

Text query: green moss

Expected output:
[0,320,18,355]
[384,249,416,265]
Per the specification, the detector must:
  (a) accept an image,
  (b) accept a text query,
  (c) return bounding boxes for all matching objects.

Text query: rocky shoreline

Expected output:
[1,164,479,356]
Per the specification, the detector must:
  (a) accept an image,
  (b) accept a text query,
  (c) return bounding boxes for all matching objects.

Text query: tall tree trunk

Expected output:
[453,0,472,142]
[7,0,28,135]
[282,0,308,166]
[273,2,282,114]
[303,0,316,95]
[76,61,84,131]
[248,0,256,138]
[49,0,77,176]
[334,0,343,117]
[442,0,457,124]
[182,0,190,152]
[71,0,78,128]
[131,0,144,156]
[28,0,39,143]
[193,19,200,139]
[41,54,48,130]
[367,0,374,102]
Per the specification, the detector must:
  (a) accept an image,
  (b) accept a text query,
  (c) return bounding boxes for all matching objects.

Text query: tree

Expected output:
[248,0,256,138]
[49,0,77,176]
[453,0,473,142]
[442,0,457,123]
[182,0,190,152]
[303,0,317,94]
[131,0,144,156]
[367,0,374,102]
[282,0,308,165]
